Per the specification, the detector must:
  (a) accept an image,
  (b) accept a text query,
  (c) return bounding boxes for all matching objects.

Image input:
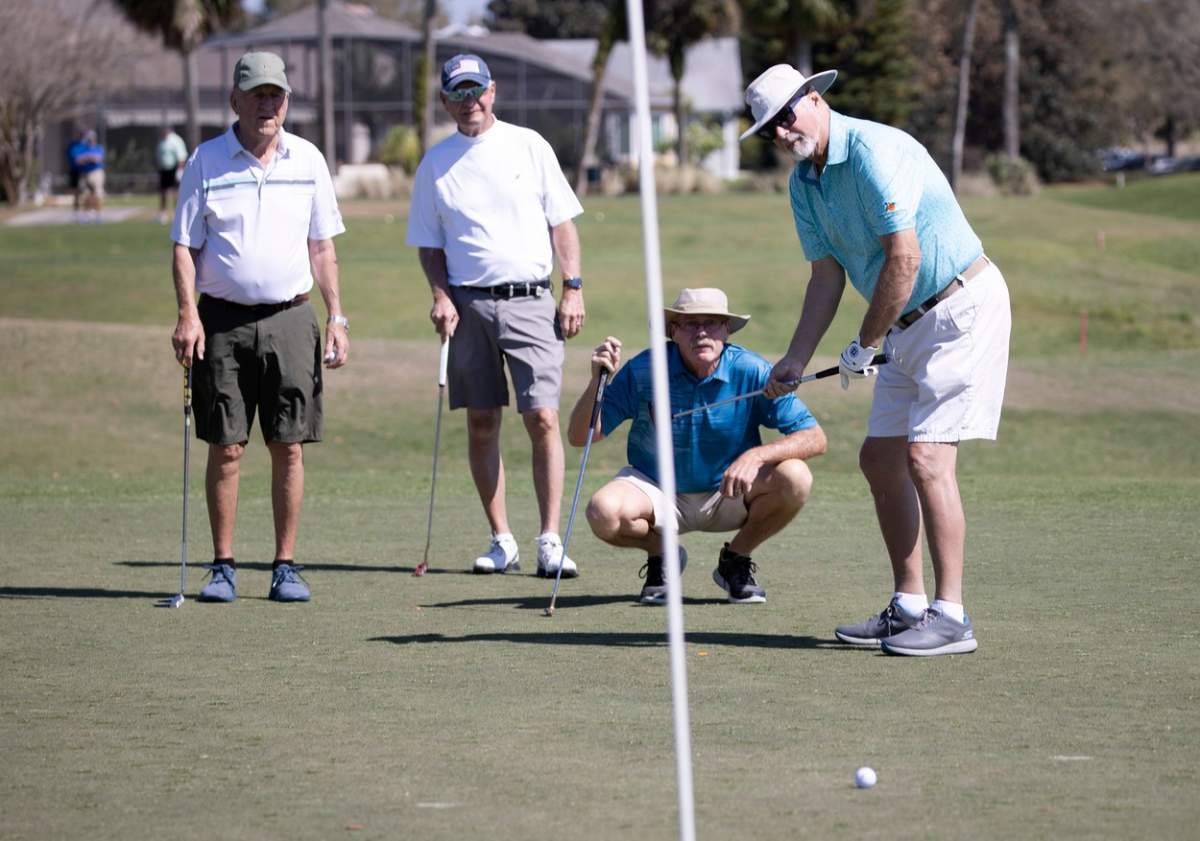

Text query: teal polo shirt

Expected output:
[600,343,818,493]
[789,110,982,310]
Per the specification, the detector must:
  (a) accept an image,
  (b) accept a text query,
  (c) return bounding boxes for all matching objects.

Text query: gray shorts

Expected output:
[448,285,564,412]
[194,297,323,445]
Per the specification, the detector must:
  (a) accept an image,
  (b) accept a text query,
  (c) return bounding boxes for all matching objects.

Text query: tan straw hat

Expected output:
[664,288,751,334]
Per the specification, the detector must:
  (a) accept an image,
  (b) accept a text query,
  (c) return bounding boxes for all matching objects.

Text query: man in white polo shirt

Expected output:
[407,53,586,578]
[170,51,348,605]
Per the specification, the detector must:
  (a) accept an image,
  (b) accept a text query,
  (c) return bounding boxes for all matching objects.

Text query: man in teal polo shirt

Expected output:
[744,65,1012,655]
[567,288,826,605]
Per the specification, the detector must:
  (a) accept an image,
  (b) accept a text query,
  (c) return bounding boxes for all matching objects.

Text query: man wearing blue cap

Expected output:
[407,54,586,579]
[170,50,349,605]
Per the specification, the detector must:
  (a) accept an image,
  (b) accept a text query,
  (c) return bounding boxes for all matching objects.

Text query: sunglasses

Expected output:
[444,84,489,102]
[756,87,810,141]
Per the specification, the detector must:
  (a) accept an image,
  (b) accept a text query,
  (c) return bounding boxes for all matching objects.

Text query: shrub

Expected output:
[985,154,1041,196]
[377,124,420,174]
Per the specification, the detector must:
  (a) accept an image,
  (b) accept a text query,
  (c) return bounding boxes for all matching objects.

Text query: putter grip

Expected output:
[437,339,450,386]
[590,370,608,429]
[813,353,888,379]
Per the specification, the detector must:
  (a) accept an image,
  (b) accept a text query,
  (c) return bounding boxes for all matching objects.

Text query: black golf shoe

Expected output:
[711,544,765,604]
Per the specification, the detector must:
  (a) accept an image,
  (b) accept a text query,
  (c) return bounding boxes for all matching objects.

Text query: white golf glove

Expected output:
[838,339,880,390]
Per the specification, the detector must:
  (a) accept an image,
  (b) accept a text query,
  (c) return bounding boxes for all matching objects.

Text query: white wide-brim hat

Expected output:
[664,288,751,334]
[740,64,837,141]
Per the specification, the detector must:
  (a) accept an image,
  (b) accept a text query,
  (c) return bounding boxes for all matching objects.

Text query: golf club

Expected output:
[413,338,450,577]
[160,365,191,608]
[671,354,888,419]
[544,369,609,617]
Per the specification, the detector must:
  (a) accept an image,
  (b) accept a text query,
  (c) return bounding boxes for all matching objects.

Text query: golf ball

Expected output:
[855,766,877,789]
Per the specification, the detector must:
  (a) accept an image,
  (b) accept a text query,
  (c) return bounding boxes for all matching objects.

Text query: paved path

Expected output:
[4,207,143,227]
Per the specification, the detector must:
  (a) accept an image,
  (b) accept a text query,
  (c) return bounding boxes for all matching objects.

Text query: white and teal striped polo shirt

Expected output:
[788,110,981,310]
[173,125,344,305]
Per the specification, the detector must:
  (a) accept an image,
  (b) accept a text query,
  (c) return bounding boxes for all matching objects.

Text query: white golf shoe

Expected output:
[472,533,520,574]
[535,532,578,578]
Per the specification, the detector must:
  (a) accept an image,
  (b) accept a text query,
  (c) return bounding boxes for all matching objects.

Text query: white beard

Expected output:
[787,134,817,162]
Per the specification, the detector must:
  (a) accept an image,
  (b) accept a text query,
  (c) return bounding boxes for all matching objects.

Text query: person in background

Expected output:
[156,126,188,224]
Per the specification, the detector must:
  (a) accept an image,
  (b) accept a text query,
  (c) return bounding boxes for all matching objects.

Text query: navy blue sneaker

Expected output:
[712,544,766,604]
[198,563,236,603]
[268,563,311,603]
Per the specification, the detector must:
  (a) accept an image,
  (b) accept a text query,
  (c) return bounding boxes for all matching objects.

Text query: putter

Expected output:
[671,354,887,419]
[414,338,450,577]
[161,365,191,608]
[544,369,609,617]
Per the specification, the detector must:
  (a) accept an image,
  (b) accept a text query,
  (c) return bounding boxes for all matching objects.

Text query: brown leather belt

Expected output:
[203,292,310,317]
[895,255,990,330]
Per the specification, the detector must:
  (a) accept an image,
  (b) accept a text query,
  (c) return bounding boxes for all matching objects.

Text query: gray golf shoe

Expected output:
[834,597,920,646]
[198,563,236,602]
[638,546,688,605]
[880,608,978,656]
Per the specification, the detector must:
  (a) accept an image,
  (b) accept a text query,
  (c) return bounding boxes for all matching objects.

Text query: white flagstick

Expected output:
[625,2,696,839]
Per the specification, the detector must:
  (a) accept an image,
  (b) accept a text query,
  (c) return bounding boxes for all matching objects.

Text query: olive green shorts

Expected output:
[193,297,323,445]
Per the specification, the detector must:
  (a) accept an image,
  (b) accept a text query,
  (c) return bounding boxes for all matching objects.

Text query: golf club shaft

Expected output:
[418,339,450,574]
[671,354,887,419]
[179,365,192,597]
[547,370,609,613]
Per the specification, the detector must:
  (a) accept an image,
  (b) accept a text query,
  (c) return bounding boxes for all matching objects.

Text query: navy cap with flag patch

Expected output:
[441,54,491,92]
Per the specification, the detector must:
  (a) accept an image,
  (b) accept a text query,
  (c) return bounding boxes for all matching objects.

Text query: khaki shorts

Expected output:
[81,169,105,198]
[613,466,748,534]
[871,262,1011,442]
[448,285,564,412]
[193,297,323,445]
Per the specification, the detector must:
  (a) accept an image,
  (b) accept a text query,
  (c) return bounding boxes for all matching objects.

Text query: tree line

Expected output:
[487,0,1200,186]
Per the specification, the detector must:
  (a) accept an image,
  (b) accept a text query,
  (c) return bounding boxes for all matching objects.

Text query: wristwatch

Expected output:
[562,276,584,290]
[327,314,350,330]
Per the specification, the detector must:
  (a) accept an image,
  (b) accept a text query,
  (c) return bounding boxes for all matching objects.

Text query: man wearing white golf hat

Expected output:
[745,65,1012,655]
[568,288,826,605]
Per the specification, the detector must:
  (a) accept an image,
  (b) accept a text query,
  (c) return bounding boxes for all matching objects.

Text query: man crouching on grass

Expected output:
[567,288,826,605]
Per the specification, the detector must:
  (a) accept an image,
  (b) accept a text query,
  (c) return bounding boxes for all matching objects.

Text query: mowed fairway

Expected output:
[1,179,1198,840]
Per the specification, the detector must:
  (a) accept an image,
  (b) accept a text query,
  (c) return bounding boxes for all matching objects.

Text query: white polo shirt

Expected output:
[406,119,583,287]
[173,125,344,305]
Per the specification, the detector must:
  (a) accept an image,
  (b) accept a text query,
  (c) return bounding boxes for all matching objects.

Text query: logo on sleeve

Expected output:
[884,201,896,212]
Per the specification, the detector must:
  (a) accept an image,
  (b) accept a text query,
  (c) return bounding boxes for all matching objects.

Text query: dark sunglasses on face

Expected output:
[445,84,489,102]
[756,87,810,141]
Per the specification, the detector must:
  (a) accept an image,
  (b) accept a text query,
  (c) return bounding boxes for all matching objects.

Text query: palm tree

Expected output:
[652,0,740,165]
[112,0,242,149]
[574,1,627,194]
[951,0,980,192]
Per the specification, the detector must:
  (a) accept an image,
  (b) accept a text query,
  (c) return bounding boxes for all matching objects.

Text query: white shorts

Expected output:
[869,261,1011,442]
[613,466,748,534]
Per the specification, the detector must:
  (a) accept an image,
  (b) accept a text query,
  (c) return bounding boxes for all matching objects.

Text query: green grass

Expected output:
[1,184,1199,840]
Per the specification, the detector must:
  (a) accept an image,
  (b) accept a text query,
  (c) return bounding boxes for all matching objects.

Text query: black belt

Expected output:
[474,280,550,299]
[203,293,310,317]
[895,255,990,330]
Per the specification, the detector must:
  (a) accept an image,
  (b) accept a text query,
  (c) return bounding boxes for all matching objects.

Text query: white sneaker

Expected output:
[472,533,520,574]
[535,532,578,578]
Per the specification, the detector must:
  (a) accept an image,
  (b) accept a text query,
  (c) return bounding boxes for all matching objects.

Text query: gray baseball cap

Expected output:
[233,51,292,93]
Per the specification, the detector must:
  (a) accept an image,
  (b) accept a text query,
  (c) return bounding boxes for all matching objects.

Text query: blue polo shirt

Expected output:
[789,110,982,310]
[600,343,818,493]
[71,142,104,174]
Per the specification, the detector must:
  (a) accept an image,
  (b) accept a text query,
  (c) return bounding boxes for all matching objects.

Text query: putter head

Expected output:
[543,606,555,617]
[412,561,429,577]
[156,594,185,608]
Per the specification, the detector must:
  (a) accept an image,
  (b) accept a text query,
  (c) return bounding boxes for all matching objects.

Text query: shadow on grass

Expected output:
[369,630,834,649]
[418,593,730,611]
[115,560,461,575]
[1,586,171,600]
